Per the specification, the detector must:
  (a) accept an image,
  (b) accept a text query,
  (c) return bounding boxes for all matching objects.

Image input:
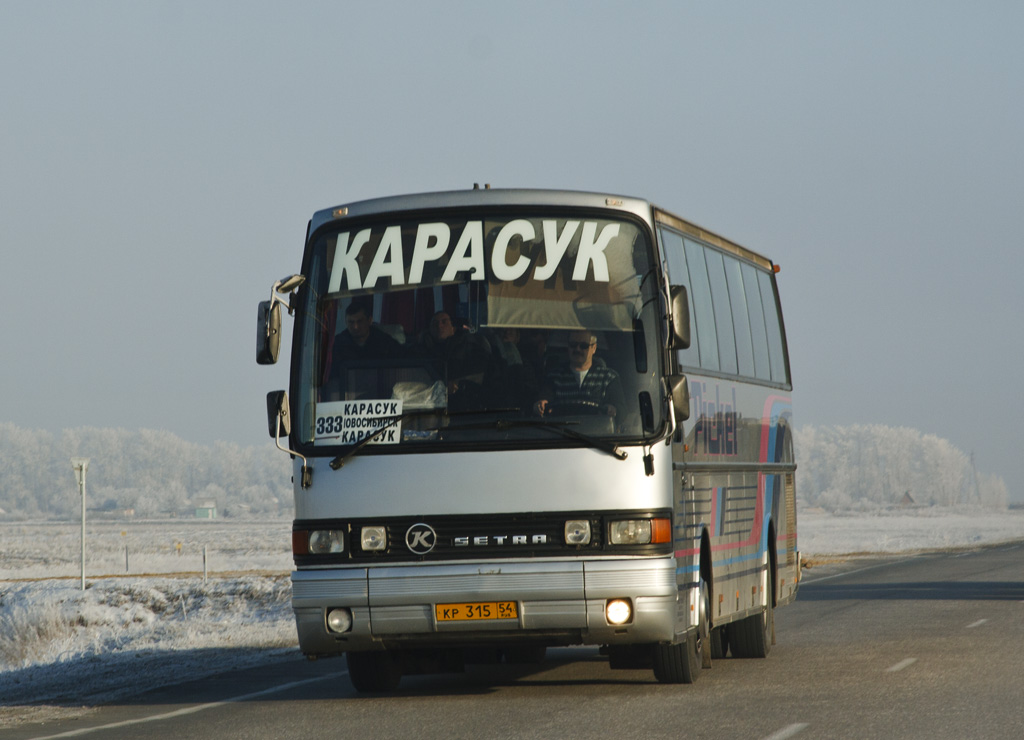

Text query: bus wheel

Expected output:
[710,626,729,659]
[731,597,773,659]
[653,579,708,684]
[652,633,699,684]
[346,650,402,693]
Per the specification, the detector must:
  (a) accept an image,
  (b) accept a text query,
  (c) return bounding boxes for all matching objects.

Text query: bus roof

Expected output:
[309,188,775,271]
[310,188,652,233]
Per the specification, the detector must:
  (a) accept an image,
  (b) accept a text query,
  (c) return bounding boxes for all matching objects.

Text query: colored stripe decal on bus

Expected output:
[675,395,792,572]
[760,395,792,465]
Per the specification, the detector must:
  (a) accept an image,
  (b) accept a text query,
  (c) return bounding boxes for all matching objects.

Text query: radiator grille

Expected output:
[294,509,671,565]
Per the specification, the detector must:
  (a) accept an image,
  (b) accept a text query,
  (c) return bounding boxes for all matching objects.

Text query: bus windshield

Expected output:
[293,211,666,451]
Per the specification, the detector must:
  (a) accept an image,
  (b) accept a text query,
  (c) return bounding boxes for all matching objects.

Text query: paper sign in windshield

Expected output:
[314,400,403,445]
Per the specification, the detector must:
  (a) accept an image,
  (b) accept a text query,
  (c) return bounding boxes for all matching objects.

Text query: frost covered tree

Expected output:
[0,424,292,519]
[795,424,1008,512]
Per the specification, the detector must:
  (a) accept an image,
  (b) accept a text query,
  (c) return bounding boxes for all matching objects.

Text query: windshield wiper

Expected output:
[328,407,518,470]
[491,418,628,461]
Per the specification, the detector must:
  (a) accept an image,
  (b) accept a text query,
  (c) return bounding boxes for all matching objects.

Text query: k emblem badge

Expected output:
[405,523,437,555]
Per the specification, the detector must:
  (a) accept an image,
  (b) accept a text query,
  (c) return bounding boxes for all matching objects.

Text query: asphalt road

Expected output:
[6,542,1023,740]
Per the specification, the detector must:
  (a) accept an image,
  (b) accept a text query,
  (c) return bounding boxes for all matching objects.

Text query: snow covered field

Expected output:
[3,510,1024,727]
[0,520,297,727]
[797,507,1024,559]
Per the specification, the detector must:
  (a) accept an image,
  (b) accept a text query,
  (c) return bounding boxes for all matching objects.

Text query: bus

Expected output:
[256,188,798,692]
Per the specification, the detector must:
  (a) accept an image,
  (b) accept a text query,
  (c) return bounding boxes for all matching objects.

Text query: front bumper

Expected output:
[292,557,680,654]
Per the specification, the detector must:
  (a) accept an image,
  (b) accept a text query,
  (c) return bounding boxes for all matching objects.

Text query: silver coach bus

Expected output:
[256,188,799,692]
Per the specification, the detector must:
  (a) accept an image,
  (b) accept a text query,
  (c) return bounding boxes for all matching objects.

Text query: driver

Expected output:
[533,329,625,419]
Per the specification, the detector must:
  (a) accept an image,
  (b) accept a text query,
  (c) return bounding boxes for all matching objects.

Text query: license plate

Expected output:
[435,601,519,622]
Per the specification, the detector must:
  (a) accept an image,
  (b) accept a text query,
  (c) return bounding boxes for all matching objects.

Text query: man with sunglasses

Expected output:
[533,329,625,420]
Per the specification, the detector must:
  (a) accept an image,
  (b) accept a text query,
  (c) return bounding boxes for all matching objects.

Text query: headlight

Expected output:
[609,519,652,545]
[564,520,591,546]
[308,530,345,554]
[360,526,387,551]
[608,518,672,545]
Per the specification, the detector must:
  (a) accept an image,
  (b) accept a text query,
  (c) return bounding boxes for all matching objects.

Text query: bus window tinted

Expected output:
[684,239,719,372]
[659,228,700,368]
[725,256,756,377]
[758,269,788,383]
[741,262,772,381]
[663,228,787,385]
[705,250,738,375]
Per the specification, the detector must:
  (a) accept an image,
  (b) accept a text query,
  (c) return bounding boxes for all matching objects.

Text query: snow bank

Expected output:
[0,576,296,711]
[0,520,296,725]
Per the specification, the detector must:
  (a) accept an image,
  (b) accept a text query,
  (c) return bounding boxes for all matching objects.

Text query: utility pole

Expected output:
[71,458,90,591]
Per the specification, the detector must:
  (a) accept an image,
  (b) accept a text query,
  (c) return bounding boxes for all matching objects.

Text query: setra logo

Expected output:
[405,523,437,555]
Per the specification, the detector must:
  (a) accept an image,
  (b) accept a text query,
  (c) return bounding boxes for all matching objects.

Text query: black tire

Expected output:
[653,633,700,684]
[710,625,729,659]
[346,650,402,693]
[730,596,773,659]
[653,579,708,683]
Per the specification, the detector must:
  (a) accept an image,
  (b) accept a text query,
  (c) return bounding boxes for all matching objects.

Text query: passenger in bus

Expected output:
[415,311,498,410]
[445,335,495,412]
[519,329,553,380]
[485,327,537,410]
[331,299,403,360]
[430,310,456,343]
[533,330,625,419]
[515,330,552,406]
[416,310,457,359]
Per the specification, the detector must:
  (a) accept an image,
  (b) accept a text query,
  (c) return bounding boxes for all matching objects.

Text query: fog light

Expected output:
[361,526,387,551]
[606,598,632,625]
[564,520,591,546]
[327,607,353,633]
[309,529,345,554]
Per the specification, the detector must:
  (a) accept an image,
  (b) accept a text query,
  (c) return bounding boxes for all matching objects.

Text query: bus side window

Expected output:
[757,270,789,384]
[683,238,719,372]
[659,228,699,369]
[741,262,772,382]
[704,249,738,375]
[724,256,756,378]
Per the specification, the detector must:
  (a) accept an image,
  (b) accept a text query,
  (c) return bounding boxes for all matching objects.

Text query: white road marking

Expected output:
[966,619,989,629]
[886,657,917,672]
[24,669,350,740]
[761,723,810,740]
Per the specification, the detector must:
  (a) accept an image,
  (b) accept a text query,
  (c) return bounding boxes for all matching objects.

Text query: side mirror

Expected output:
[669,285,690,350]
[265,390,312,488]
[669,374,690,422]
[266,390,291,438]
[257,300,283,365]
[257,274,305,366]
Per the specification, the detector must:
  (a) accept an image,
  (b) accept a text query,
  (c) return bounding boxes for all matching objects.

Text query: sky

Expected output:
[2,2,1022,499]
